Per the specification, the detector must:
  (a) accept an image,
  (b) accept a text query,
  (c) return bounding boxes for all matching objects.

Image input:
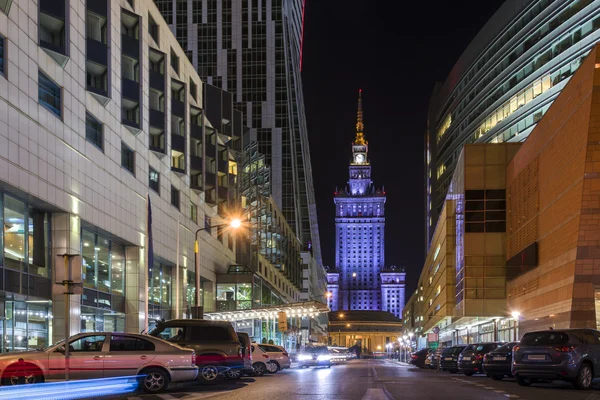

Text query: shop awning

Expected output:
[204,301,330,321]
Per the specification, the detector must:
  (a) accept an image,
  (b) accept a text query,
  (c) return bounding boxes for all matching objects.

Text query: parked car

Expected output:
[250,343,275,376]
[458,342,503,376]
[224,332,253,379]
[428,347,445,370]
[512,329,600,390]
[0,332,197,393]
[440,345,467,373]
[409,348,432,368]
[148,319,243,384]
[258,344,291,371]
[482,342,518,380]
[297,346,331,368]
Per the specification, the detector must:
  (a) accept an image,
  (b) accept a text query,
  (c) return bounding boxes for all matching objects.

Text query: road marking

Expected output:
[494,390,506,393]
[483,386,495,389]
[361,388,388,400]
[504,395,519,399]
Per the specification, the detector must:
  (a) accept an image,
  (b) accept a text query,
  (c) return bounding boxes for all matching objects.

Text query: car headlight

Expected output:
[317,355,330,361]
[298,354,311,361]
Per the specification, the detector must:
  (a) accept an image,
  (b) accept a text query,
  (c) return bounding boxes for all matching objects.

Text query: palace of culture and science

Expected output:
[326,91,406,319]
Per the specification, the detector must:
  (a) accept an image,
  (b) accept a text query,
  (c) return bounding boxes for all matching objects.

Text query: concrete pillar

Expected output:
[51,213,81,344]
[125,246,145,333]
[203,280,215,312]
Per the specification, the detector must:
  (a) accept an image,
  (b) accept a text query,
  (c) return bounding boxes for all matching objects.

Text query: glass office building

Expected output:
[427,0,600,245]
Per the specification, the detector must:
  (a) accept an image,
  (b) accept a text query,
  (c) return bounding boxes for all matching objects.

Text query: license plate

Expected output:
[445,357,453,361]
[527,355,546,361]
[493,356,506,361]
[462,357,471,361]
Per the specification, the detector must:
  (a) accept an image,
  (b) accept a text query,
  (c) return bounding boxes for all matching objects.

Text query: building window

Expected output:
[148,14,159,44]
[149,167,159,193]
[189,78,197,102]
[190,202,197,223]
[170,47,179,75]
[85,112,103,150]
[38,70,61,118]
[171,186,179,210]
[121,142,135,174]
[0,35,5,76]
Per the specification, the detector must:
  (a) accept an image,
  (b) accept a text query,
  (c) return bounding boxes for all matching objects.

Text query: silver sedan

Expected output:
[0,332,198,393]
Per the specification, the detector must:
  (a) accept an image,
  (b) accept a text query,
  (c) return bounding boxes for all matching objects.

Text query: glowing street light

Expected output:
[326,292,332,299]
[511,311,521,319]
[230,218,242,229]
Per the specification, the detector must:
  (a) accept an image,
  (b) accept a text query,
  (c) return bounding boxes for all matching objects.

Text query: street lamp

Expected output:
[192,217,243,318]
[511,311,521,341]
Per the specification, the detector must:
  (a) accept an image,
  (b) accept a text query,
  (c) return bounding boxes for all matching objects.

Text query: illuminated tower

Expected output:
[327,91,391,313]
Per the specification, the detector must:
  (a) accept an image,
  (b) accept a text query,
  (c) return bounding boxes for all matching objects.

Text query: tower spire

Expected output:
[354,89,367,145]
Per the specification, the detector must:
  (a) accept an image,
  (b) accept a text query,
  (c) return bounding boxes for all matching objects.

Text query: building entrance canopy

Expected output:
[204,301,329,321]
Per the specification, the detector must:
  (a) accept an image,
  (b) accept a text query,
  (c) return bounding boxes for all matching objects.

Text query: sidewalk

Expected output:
[384,358,410,366]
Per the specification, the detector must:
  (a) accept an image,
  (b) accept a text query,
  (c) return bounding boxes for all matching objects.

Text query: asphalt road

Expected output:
[115,360,600,400]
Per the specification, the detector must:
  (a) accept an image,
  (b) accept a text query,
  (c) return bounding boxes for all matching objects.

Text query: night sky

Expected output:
[301,0,505,295]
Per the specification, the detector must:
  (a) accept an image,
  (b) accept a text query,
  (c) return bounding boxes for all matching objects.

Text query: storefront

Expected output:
[1,192,53,351]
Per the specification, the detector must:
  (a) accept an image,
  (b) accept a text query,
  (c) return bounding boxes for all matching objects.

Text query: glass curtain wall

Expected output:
[148,261,172,322]
[80,229,126,332]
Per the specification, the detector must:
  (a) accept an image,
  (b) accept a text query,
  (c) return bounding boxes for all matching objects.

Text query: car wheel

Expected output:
[198,365,220,384]
[253,362,266,376]
[141,368,169,394]
[269,361,280,373]
[2,364,44,386]
[492,375,504,381]
[225,369,241,380]
[463,371,474,376]
[574,363,593,390]
[516,375,532,387]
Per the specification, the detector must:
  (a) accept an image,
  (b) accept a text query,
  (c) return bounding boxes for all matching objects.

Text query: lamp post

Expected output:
[511,311,521,341]
[192,218,242,319]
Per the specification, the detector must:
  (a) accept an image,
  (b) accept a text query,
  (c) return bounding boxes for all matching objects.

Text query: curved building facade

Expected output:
[427,0,600,244]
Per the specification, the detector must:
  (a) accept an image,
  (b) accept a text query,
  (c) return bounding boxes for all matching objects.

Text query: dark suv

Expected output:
[149,319,243,383]
[513,329,600,390]
[458,342,503,376]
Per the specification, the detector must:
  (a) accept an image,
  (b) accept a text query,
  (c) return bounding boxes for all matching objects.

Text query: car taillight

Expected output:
[411,355,418,359]
[513,346,520,353]
[191,352,196,365]
[263,354,270,358]
[475,354,483,360]
[553,346,577,352]
[282,352,289,357]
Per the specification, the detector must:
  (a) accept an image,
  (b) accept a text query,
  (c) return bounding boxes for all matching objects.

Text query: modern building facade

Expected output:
[506,44,600,334]
[0,0,256,349]
[427,0,600,246]
[154,0,322,265]
[326,92,406,319]
[328,311,403,352]
[406,143,522,348]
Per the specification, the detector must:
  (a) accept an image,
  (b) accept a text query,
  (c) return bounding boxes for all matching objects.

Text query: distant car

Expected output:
[148,319,243,384]
[512,329,600,390]
[440,345,467,373]
[297,346,331,368]
[0,332,197,393]
[409,348,432,368]
[258,344,291,372]
[458,342,503,376]
[428,347,445,370]
[482,342,518,380]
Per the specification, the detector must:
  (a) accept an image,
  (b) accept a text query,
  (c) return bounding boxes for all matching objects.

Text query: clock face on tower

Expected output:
[354,153,365,163]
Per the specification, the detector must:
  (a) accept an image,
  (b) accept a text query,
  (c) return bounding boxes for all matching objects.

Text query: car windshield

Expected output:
[521,332,569,346]
[450,347,466,354]
[496,342,518,352]
[463,345,476,352]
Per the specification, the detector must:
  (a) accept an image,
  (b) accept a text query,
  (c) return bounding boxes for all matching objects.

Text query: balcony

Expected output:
[40,0,65,18]
[87,0,107,17]
[205,143,216,158]
[218,186,229,203]
[205,171,216,188]
[171,98,185,118]
[121,78,139,102]
[149,133,166,156]
[191,173,203,192]
[149,109,164,129]
[149,69,164,91]
[171,134,185,153]
[190,124,202,141]
[121,34,139,60]
[86,38,107,67]
[191,155,203,173]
